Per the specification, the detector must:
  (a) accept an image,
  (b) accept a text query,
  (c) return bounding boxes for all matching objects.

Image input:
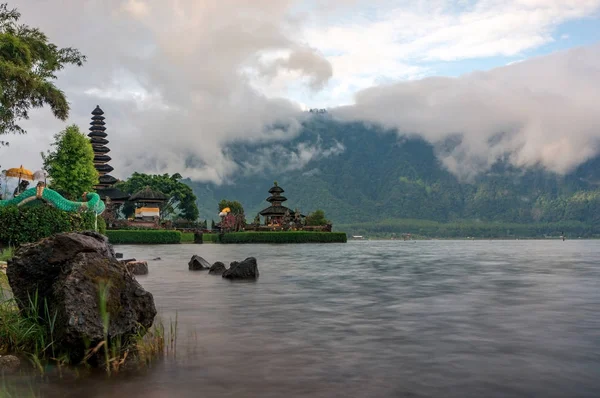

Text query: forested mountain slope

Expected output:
[186,116,600,231]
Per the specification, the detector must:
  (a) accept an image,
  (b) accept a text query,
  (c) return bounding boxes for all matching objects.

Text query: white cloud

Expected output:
[298,0,600,104]
[334,44,600,179]
[239,139,346,175]
[2,0,600,184]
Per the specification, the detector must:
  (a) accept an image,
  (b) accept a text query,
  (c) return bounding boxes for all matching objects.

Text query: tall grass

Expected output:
[0,247,13,262]
[0,278,176,376]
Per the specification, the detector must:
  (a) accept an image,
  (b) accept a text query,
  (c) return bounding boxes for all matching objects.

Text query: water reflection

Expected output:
[5,240,600,397]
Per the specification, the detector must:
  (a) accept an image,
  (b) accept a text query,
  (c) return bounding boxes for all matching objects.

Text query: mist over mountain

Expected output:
[186,116,600,229]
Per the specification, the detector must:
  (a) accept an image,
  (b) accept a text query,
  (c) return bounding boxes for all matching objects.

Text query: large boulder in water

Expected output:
[208,261,227,275]
[6,232,156,362]
[188,255,210,270]
[222,257,259,280]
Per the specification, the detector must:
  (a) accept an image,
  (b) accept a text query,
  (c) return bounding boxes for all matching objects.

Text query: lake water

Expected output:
[5,240,600,397]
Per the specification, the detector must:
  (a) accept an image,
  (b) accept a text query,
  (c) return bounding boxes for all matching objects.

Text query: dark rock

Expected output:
[126,261,149,275]
[6,232,156,363]
[209,261,227,275]
[115,253,123,259]
[0,355,20,374]
[188,255,210,270]
[222,257,259,280]
[152,257,161,261]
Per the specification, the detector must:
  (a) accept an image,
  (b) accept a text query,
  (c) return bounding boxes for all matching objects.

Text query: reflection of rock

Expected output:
[126,261,149,275]
[0,355,20,373]
[222,257,259,280]
[6,232,156,363]
[209,261,227,275]
[188,255,210,270]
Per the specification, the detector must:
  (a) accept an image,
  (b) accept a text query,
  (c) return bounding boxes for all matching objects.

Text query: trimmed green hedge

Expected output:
[0,205,97,246]
[181,232,194,243]
[219,232,347,244]
[105,230,182,244]
[203,233,219,243]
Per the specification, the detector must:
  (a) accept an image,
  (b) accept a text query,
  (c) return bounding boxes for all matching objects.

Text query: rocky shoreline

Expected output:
[2,232,157,369]
[1,232,261,376]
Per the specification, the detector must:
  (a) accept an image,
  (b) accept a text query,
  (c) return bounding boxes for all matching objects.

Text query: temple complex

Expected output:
[88,105,129,204]
[258,182,304,226]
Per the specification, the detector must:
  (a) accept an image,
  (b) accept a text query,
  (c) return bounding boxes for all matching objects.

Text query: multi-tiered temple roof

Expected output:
[88,106,129,202]
[259,182,304,220]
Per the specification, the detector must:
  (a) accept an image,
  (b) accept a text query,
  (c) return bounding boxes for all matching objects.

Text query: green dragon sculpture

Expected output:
[0,182,105,215]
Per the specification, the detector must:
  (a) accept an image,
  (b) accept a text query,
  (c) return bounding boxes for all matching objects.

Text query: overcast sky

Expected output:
[2,0,600,183]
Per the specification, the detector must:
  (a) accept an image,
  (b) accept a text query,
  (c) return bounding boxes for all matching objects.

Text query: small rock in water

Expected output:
[189,255,211,271]
[115,253,124,259]
[152,257,161,261]
[0,355,21,374]
[126,260,149,275]
[222,257,259,280]
[209,261,227,275]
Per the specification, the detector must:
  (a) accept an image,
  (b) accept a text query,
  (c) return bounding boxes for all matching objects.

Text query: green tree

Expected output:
[0,3,86,145]
[305,209,330,226]
[218,199,244,215]
[42,124,98,199]
[117,172,199,221]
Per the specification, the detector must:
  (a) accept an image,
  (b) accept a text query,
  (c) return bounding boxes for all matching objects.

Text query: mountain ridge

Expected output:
[185,117,600,231]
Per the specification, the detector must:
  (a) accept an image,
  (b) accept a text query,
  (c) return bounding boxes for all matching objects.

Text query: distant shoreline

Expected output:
[336,219,599,240]
[348,237,598,241]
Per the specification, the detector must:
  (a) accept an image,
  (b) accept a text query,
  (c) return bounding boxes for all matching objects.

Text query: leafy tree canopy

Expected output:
[218,199,245,215]
[0,3,86,144]
[117,172,199,221]
[305,209,330,226]
[42,124,98,200]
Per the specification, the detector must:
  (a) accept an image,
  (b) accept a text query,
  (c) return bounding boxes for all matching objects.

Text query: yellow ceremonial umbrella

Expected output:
[5,165,34,181]
[222,207,231,213]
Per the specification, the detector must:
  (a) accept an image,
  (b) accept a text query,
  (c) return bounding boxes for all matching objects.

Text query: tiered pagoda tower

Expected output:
[88,105,129,203]
[259,182,303,225]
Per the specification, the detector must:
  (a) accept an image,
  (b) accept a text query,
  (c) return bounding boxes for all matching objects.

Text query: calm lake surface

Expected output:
[7,240,600,397]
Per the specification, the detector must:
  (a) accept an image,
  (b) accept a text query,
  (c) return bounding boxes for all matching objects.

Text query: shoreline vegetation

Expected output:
[0,274,175,374]
[337,219,599,240]
[1,246,177,394]
[105,230,347,244]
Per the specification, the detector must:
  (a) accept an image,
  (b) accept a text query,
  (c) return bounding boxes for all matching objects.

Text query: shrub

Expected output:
[105,230,182,244]
[0,247,13,262]
[0,205,97,246]
[97,216,107,235]
[305,209,330,226]
[219,232,347,244]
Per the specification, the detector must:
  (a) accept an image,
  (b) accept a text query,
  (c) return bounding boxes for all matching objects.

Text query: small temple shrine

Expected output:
[88,105,129,204]
[258,182,304,226]
[129,186,168,221]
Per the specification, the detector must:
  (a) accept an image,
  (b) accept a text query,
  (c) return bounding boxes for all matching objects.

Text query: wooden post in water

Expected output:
[194,230,203,244]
